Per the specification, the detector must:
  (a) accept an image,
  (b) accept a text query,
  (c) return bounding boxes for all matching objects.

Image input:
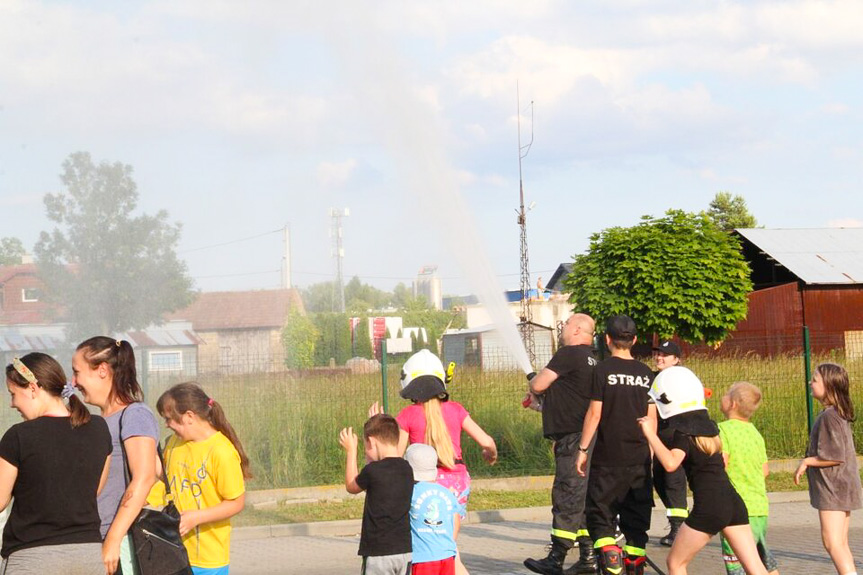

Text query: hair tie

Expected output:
[12,357,37,385]
[207,398,214,407]
[115,340,122,348]
[61,380,77,400]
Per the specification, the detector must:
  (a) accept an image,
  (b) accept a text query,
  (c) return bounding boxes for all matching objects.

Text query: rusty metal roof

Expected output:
[0,322,201,353]
[736,228,863,285]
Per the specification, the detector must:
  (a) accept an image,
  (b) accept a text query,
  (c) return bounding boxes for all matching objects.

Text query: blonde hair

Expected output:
[727,381,762,419]
[423,397,456,469]
[693,435,722,456]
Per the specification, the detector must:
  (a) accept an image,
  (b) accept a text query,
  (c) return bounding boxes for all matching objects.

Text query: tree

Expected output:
[708,192,758,231]
[563,210,752,344]
[354,318,373,359]
[312,313,352,366]
[282,309,319,369]
[0,237,26,266]
[301,281,337,313]
[34,152,193,339]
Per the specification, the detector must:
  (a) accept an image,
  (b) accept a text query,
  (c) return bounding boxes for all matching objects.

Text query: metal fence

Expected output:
[1,328,861,491]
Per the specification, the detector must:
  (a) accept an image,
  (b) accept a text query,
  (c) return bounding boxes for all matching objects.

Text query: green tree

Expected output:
[345,276,390,311]
[0,237,26,266]
[563,210,752,344]
[34,152,193,338]
[707,191,758,231]
[301,281,337,313]
[282,309,319,369]
[354,318,373,359]
[312,313,352,366]
[410,330,419,352]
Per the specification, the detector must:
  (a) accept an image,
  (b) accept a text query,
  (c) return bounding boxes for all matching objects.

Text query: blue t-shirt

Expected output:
[409,482,458,564]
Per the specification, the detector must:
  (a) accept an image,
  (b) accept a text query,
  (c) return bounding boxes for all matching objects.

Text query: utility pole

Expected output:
[516,84,536,367]
[282,224,292,289]
[330,208,349,313]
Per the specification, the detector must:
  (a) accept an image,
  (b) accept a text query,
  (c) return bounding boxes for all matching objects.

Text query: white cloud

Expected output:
[828,218,863,228]
[317,159,358,188]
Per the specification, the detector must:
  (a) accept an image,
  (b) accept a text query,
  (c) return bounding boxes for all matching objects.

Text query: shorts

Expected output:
[412,556,455,575]
[0,542,103,575]
[686,488,748,536]
[192,567,230,575]
[720,516,778,574]
[362,553,411,575]
[436,466,471,518]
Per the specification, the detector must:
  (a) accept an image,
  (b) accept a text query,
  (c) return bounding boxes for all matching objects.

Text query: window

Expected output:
[148,350,183,372]
[21,288,41,302]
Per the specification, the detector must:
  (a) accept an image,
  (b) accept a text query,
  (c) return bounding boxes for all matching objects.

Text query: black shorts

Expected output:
[685,486,748,536]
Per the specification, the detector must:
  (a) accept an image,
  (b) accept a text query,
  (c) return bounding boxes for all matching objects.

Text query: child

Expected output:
[719,382,779,575]
[155,382,251,575]
[575,315,655,575]
[638,366,769,575]
[405,444,460,575]
[794,363,862,575]
[340,414,414,575]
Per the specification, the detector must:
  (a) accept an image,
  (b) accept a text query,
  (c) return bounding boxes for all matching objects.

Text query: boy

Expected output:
[404,444,460,575]
[575,315,656,575]
[719,382,779,575]
[340,414,414,575]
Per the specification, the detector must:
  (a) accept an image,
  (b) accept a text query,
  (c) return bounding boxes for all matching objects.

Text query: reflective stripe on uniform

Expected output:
[623,545,645,557]
[551,528,578,541]
[666,508,689,518]
[593,537,617,549]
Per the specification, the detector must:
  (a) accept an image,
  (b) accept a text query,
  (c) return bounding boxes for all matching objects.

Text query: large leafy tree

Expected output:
[563,210,752,344]
[312,313,352,366]
[0,237,26,266]
[282,309,319,369]
[708,191,758,231]
[35,152,193,339]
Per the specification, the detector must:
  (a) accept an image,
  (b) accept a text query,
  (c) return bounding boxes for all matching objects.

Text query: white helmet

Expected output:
[400,350,447,401]
[649,366,719,436]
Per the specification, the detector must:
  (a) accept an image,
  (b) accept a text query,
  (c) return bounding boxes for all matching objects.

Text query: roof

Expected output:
[443,321,552,337]
[735,228,863,285]
[546,263,573,292]
[118,326,203,347]
[166,289,304,330]
[0,264,37,285]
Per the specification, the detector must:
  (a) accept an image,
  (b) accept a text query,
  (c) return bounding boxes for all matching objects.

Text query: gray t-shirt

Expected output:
[806,406,863,511]
[97,403,160,538]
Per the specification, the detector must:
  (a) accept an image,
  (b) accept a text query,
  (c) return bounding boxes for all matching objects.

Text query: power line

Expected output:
[193,269,281,279]
[179,228,283,254]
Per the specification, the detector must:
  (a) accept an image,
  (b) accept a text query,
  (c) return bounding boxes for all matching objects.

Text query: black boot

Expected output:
[524,537,570,575]
[659,517,683,547]
[563,538,597,574]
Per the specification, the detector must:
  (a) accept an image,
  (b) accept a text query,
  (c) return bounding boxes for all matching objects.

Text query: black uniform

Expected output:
[541,344,597,547]
[653,372,690,522]
[585,356,654,553]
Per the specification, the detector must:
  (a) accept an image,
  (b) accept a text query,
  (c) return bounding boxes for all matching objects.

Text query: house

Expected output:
[0,264,55,325]
[442,322,555,371]
[167,289,304,374]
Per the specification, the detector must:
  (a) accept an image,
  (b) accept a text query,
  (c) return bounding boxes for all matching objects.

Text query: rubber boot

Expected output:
[563,537,597,575]
[524,537,570,575]
[624,556,645,575]
[659,517,683,547]
[598,545,624,575]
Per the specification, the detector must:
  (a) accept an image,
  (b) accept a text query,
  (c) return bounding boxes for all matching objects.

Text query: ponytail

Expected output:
[68,395,92,428]
[423,397,456,469]
[6,352,91,427]
[76,337,143,405]
[693,435,722,456]
[157,382,253,479]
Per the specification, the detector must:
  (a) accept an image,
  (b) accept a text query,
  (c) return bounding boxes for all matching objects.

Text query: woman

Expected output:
[73,337,160,575]
[1,352,111,574]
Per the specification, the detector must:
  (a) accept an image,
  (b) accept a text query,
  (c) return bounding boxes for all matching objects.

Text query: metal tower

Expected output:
[516,87,536,367]
[329,208,349,313]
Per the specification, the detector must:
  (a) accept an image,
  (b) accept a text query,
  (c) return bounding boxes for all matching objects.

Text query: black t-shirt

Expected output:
[0,416,112,558]
[669,429,734,502]
[542,345,597,438]
[355,457,413,557]
[590,356,654,467]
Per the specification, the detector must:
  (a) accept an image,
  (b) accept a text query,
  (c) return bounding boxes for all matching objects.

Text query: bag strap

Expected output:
[118,404,172,496]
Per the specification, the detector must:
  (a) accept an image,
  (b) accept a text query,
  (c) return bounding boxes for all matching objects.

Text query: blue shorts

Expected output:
[192,567,230,575]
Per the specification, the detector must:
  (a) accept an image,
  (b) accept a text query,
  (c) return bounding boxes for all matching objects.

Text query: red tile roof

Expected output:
[166,289,305,331]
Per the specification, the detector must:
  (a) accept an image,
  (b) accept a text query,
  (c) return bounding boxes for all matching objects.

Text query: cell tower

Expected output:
[329,208,349,313]
[516,86,536,367]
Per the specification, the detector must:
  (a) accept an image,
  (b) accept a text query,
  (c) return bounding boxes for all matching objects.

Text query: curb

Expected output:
[233,491,811,541]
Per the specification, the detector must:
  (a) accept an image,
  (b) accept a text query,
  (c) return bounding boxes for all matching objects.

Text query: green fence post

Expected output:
[803,325,814,433]
[381,338,389,414]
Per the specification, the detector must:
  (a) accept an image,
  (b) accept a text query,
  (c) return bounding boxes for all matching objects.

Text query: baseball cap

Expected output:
[652,340,682,357]
[606,315,637,340]
[405,444,438,482]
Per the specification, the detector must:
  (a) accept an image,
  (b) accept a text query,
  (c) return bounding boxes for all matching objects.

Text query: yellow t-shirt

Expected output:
[151,431,245,568]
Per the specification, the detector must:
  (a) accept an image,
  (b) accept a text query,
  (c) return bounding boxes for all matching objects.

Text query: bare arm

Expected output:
[103,436,158,575]
[339,427,363,494]
[529,367,559,394]
[179,493,245,536]
[0,458,17,512]
[462,416,497,465]
[794,455,843,485]
[637,415,685,472]
[398,429,409,457]
[762,461,769,478]
[453,512,461,540]
[576,400,602,476]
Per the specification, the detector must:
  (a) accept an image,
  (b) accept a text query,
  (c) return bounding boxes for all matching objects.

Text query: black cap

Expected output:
[606,315,637,340]
[652,340,682,357]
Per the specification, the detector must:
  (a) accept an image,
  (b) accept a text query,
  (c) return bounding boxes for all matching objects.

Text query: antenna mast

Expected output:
[329,208,349,313]
[516,84,536,367]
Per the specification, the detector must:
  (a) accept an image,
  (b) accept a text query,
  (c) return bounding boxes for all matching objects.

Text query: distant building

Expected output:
[442,322,555,371]
[413,266,442,310]
[0,264,56,325]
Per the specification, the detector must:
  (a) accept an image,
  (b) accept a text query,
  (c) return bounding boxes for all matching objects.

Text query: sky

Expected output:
[1,0,862,298]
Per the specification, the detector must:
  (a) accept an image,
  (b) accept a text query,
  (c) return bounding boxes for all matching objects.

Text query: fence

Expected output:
[0,328,861,491]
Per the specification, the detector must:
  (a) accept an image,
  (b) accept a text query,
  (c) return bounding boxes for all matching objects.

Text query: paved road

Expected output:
[232,496,862,574]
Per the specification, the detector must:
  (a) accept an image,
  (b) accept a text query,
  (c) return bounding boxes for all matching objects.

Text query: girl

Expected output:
[794,363,861,575]
[156,382,251,575]
[374,349,497,575]
[73,336,160,575]
[1,353,112,574]
[637,366,769,575]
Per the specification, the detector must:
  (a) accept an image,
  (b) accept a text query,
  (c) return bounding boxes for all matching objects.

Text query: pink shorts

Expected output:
[412,556,455,575]
[436,465,471,517]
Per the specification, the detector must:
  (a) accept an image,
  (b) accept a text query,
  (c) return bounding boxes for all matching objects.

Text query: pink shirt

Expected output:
[396,401,469,460]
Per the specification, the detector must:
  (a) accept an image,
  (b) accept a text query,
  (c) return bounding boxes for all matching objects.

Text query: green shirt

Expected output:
[719,418,769,516]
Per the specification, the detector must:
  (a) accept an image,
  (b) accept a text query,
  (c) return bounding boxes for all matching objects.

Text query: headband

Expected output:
[12,357,37,385]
